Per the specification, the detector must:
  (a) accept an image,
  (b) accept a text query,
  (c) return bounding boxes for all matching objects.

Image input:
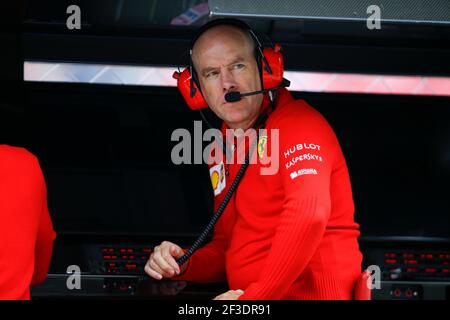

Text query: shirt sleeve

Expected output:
[239,104,340,300]
[31,162,57,286]
[0,148,56,299]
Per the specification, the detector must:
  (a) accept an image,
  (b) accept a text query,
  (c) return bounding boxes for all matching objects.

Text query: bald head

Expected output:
[191,24,256,73]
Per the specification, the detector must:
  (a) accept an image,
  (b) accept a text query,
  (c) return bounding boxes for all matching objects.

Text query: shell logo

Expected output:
[211,170,219,190]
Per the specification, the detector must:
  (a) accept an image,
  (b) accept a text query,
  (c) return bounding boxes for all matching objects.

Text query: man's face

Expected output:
[192,25,263,130]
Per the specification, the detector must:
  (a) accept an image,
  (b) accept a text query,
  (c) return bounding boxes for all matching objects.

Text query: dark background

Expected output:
[1,0,450,245]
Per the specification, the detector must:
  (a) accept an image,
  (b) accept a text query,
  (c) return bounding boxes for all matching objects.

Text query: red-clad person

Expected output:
[145,19,363,300]
[0,145,56,299]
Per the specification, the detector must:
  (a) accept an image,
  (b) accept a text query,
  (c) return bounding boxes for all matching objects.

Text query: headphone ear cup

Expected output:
[173,68,208,110]
[261,45,284,89]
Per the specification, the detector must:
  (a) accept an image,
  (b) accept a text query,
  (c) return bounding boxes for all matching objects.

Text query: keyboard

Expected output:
[100,246,153,275]
[381,251,450,281]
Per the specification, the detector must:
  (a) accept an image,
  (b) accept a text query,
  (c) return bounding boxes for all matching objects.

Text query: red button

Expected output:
[385,259,397,264]
[405,290,413,298]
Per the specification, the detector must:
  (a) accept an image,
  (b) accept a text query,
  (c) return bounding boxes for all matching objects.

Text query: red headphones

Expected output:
[173,19,285,110]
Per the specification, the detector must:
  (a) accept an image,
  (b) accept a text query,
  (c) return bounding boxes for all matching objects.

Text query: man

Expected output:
[0,145,56,299]
[145,19,363,300]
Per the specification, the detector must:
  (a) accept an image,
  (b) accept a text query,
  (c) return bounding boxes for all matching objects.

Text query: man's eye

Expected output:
[206,71,219,78]
[234,64,245,70]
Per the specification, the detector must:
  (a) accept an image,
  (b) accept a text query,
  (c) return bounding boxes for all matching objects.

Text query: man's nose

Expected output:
[221,68,238,92]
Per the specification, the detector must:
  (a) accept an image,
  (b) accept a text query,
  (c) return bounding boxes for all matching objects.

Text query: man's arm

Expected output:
[239,104,339,299]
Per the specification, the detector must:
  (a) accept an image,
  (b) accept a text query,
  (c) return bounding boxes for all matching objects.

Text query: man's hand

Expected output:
[144,241,188,280]
[213,289,244,300]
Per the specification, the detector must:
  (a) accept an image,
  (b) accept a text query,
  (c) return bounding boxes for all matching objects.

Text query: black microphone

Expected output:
[224,88,271,103]
[224,78,290,103]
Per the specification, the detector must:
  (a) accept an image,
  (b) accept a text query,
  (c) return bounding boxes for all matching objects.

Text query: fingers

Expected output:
[170,245,184,259]
[171,245,190,274]
[144,261,162,280]
[155,251,175,276]
[164,246,181,274]
[213,290,244,300]
[213,294,223,300]
[144,241,182,279]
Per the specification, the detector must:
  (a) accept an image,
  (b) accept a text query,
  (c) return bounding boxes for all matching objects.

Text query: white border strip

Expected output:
[24,61,450,96]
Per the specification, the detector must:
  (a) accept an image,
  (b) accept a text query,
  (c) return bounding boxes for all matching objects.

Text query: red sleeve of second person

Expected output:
[0,146,56,300]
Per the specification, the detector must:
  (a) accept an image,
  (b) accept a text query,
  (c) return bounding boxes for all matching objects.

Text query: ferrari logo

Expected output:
[257,135,268,160]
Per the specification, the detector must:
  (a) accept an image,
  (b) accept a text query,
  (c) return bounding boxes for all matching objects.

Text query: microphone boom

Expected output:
[224,79,290,103]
